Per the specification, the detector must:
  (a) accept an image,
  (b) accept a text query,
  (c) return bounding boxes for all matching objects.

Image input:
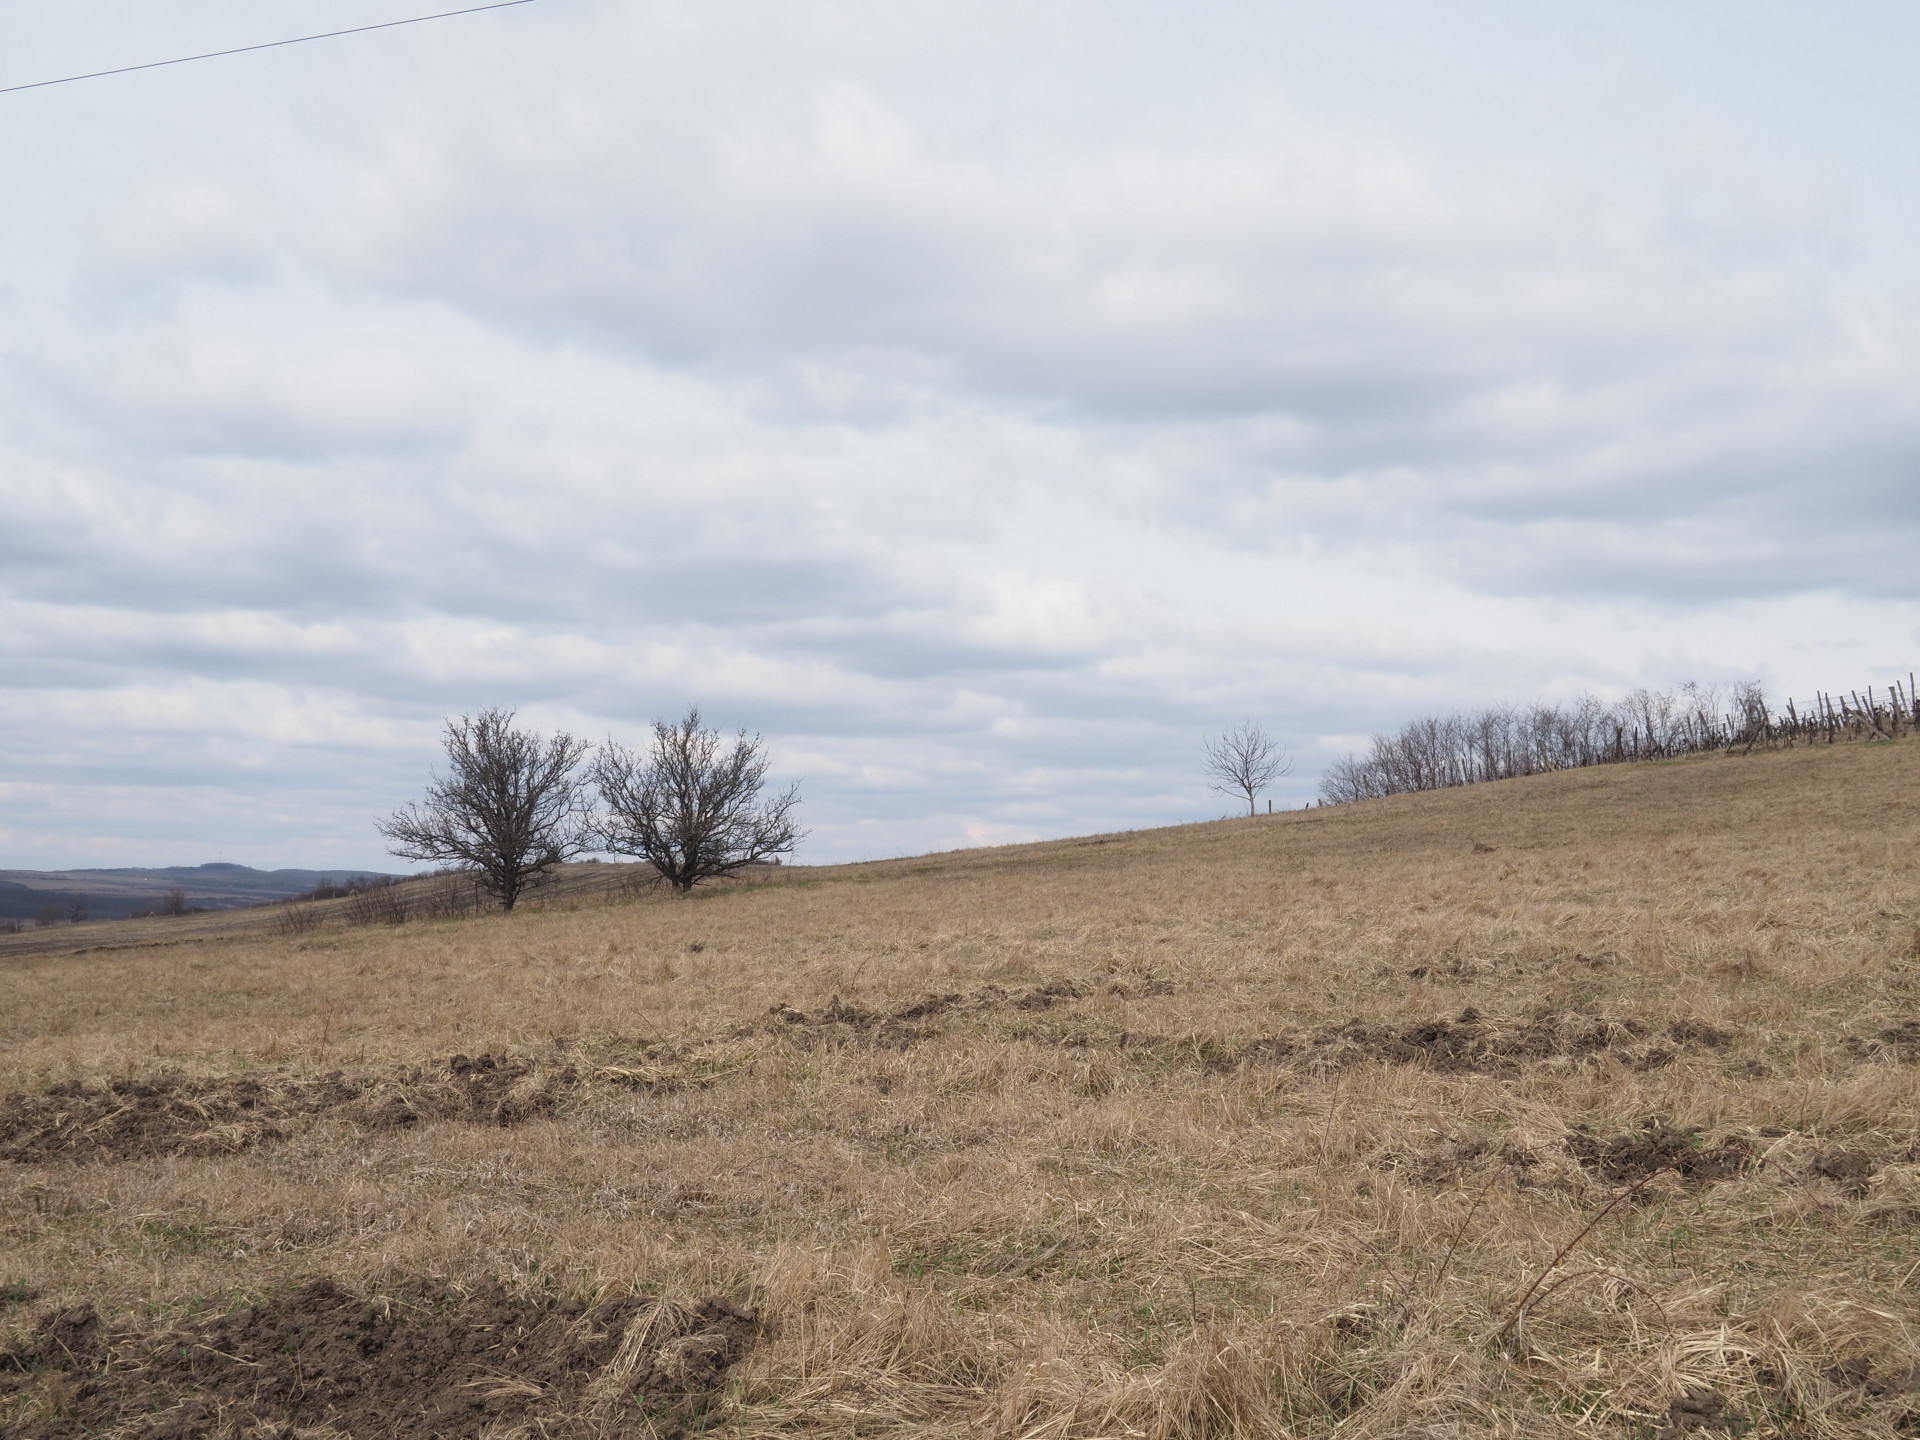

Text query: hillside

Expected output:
[0,863,400,923]
[4,739,1920,1437]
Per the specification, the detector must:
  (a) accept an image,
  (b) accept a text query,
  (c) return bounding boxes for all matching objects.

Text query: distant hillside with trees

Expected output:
[0,863,399,927]
[1320,676,1917,804]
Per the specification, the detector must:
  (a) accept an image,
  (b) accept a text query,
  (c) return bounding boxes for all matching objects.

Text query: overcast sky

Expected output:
[3,1,1918,870]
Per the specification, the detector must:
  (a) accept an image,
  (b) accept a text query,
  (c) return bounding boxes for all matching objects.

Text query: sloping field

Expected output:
[0,863,647,959]
[4,741,1920,1437]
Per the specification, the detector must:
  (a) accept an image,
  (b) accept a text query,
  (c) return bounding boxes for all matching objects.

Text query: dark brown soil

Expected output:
[1849,1020,1920,1062]
[1308,1009,1645,1073]
[1565,1120,1751,1184]
[737,980,1711,1080]
[0,1275,757,1439]
[1812,1147,1877,1193]
[761,977,1095,1049]
[1655,1385,1743,1436]
[0,1053,576,1165]
[1826,1354,1920,1396]
[1108,1008,1725,1077]
[1399,1135,1543,1183]
[1320,1009,1744,1074]
[1666,1018,1736,1048]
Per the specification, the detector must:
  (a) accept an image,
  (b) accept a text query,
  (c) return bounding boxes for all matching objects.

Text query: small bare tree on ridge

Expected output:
[377,708,593,912]
[1204,719,1293,817]
[593,707,803,892]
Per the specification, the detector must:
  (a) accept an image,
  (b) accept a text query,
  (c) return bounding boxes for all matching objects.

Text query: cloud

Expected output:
[1,1,1918,866]
[226,14,1914,603]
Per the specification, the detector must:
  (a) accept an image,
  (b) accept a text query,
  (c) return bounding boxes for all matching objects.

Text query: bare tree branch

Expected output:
[592,707,804,892]
[375,708,594,912]
[1311,676,1914,805]
[1203,719,1293,817]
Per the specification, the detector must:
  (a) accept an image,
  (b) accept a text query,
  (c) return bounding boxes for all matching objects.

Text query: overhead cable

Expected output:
[0,0,537,96]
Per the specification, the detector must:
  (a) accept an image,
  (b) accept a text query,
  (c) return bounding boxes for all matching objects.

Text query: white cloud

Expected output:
[2,1,1918,866]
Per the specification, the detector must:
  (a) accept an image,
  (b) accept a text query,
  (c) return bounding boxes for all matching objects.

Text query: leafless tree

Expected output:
[376,708,593,912]
[1204,720,1293,816]
[1312,677,1865,805]
[593,707,803,892]
[273,901,323,938]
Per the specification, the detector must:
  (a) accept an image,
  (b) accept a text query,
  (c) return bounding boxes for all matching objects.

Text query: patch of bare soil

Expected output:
[1810,1146,1877,1194]
[1848,1020,1920,1062]
[686,980,1726,1081]
[1654,1386,1746,1437]
[1825,1354,1920,1397]
[760,976,1098,1049]
[773,977,1743,1079]
[0,1053,576,1165]
[1565,1119,1752,1185]
[0,1276,757,1440]
[1307,1009,1653,1073]
[1395,1135,1544,1184]
[352,1052,578,1131]
[1108,1009,1729,1077]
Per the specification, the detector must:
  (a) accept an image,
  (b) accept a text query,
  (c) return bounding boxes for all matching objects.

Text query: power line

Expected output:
[0,0,538,96]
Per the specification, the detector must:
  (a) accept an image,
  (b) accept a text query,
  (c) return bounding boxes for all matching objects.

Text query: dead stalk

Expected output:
[1492,1168,1671,1352]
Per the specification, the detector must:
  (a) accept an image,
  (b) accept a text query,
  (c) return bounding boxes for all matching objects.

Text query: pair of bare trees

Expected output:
[377,707,803,911]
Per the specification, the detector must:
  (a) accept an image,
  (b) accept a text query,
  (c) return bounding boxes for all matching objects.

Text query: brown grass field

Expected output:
[5,739,1920,1437]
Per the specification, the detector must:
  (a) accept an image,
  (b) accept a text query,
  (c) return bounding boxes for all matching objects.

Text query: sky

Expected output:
[2,1,1918,870]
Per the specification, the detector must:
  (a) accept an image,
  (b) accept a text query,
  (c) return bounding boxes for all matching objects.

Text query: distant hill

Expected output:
[0,863,403,922]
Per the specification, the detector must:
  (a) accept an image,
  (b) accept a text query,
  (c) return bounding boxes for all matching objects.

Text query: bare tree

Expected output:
[377,708,593,912]
[1204,719,1293,817]
[593,707,803,892]
[1313,677,1873,805]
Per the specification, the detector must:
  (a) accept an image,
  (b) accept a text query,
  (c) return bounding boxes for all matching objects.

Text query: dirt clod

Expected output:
[763,977,1092,1049]
[1310,1011,1645,1074]
[1565,1120,1750,1185]
[0,1276,756,1439]
[1080,1007,1730,1078]
[0,1053,577,1165]
[1656,1385,1741,1436]
[1104,976,1174,999]
[0,1306,103,1375]
[1827,1354,1920,1396]
[1404,1135,1541,1182]
[1812,1147,1876,1192]
[1848,1021,1920,1062]
[1668,1019,1734,1047]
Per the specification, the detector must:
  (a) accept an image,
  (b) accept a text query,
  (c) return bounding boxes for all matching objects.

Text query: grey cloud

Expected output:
[5,2,1920,868]
[256,65,1915,604]
[36,24,1916,605]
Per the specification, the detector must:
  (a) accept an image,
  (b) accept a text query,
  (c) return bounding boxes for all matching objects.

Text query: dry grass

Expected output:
[6,740,1920,1435]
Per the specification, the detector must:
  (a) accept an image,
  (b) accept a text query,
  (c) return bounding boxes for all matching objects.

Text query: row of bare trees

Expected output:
[1320,676,1920,804]
[273,869,500,936]
[377,706,803,911]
